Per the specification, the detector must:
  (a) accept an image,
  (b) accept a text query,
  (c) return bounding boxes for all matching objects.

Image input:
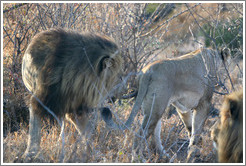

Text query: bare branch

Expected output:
[3,3,28,13]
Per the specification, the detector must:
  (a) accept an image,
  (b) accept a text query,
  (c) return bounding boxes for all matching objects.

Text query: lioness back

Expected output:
[141,48,217,94]
[142,48,214,75]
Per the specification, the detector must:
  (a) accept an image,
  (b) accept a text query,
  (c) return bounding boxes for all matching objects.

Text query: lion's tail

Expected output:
[122,72,151,130]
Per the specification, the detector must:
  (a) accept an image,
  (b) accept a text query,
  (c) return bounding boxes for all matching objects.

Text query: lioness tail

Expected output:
[123,72,151,130]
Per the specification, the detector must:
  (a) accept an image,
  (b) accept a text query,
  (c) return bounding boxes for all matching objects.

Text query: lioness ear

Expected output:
[98,56,114,74]
[220,47,230,61]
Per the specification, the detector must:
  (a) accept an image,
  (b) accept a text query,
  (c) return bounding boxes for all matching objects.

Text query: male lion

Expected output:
[21,28,123,161]
[211,90,243,163]
[105,47,230,162]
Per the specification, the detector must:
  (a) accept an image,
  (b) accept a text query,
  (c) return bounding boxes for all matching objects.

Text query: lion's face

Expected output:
[98,51,127,101]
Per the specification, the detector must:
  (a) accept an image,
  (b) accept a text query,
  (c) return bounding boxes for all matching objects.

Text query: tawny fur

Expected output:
[111,48,230,162]
[211,90,243,163]
[21,28,123,160]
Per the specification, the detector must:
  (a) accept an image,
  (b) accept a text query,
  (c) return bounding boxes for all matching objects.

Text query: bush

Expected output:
[202,17,243,56]
[145,3,160,16]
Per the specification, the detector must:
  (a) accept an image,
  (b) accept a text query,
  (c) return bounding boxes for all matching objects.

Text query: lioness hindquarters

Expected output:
[22,28,123,160]
[211,91,243,163]
[122,48,230,162]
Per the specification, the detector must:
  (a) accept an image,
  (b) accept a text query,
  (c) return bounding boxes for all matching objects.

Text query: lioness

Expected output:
[211,90,243,163]
[105,47,230,161]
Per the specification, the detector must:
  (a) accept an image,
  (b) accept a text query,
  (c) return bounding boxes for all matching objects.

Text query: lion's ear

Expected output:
[98,56,114,74]
[220,47,230,61]
[228,98,239,120]
[103,58,114,68]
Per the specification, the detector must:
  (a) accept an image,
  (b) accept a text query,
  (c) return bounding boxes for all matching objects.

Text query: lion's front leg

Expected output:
[65,112,89,135]
[22,106,42,161]
[65,112,93,162]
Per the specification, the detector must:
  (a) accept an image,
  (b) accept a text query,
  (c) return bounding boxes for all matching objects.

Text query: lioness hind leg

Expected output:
[176,109,192,137]
[133,106,166,155]
[186,100,210,162]
[132,115,162,162]
[190,101,210,147]
[152,119,163,154]
[22,106,42,161]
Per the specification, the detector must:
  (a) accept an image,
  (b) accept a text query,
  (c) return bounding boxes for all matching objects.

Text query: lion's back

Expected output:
[22,28,122,117]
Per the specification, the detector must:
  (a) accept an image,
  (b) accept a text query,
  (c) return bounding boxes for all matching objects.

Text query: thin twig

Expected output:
[3,3,28,13]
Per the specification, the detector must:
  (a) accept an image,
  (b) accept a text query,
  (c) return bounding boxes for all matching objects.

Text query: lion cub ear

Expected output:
[220,47,231,61]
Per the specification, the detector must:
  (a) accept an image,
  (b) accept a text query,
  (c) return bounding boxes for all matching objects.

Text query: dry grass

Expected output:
[2,111,218,163]
[2,3,243,164]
